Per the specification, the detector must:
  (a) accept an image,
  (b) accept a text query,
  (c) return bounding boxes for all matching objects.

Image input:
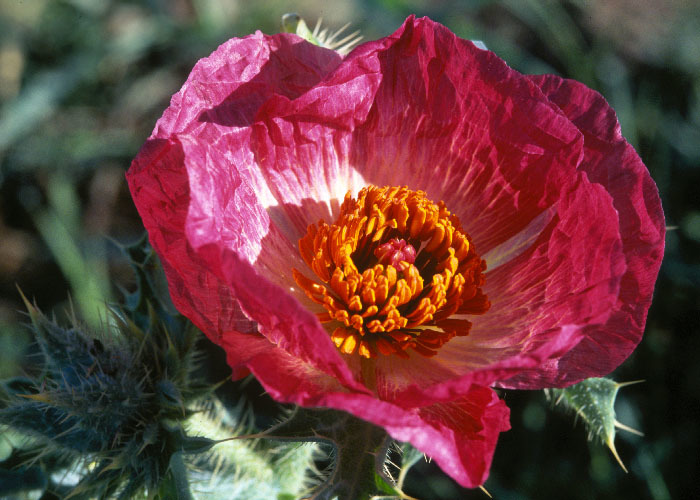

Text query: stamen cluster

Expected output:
[294,186,489,358]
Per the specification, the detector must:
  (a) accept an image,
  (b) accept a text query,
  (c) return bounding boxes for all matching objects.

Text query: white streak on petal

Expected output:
[252,177,279,210]
[324,163,369,218]
[482,206,556,271]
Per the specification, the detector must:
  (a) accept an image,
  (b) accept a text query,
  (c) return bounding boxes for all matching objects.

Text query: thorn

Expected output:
[479,485,493,498]
[330,32,363,50]
[312,17,322,37]
[281,12,301,33]
[391,490,420,500]
[606,438,628,473]
[18,392,51,403]
[615,420,644,436]
[325,22,351,44]
[555,392,564,405]
[98,456,126,474]
[16,285,40,320]
[16,285,32,309]
[616,379,645,388]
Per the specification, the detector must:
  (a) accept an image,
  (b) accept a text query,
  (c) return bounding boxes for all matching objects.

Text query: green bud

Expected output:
[281,13,363,55]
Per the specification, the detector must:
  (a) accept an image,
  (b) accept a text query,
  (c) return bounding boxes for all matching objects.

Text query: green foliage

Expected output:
[253,407,408,500]
[0,291,204,498]
[546,377,644,473]
[0,239,317,499]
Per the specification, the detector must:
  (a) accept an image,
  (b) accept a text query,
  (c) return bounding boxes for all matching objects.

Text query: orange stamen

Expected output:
[293,186,489,359]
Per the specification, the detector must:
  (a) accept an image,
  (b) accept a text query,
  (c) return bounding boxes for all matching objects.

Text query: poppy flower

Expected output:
[126,16,664,488]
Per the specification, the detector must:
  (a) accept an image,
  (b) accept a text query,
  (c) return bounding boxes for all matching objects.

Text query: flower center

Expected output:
[374,238,416,271]
[293,186,489,359]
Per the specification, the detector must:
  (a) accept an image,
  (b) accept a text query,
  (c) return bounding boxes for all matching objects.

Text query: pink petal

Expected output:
[220,330,510,488]
[368,170,627,403]
[208,244,366,392]
[375,325,585,408]
[252,16,585,252]
[248,17,634,398]
[496,74,665,388]
[245,17,596,376]
[126,32,357,380]
[127,138,239,346]
[155,31,341,138]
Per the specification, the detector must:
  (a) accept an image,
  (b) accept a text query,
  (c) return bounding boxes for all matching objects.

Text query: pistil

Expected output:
[374,238,416,271]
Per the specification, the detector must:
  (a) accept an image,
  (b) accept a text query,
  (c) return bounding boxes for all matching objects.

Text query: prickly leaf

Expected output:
[546,377,643,471]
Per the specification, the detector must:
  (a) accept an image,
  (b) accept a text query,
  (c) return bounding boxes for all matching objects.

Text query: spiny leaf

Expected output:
[182,397,317,500]
[165,425,219,456]
[3,283,213,497]
[6,245,319,499]
[546,377,644,472]
[115,234,179,332]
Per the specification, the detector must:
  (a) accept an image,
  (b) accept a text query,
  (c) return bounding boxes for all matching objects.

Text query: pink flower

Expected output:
[126,16,664,487]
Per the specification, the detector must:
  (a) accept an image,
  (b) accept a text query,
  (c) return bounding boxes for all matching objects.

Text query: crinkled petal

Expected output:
[220,330,510,488]
[155,31,341,137]
[129,16,660,394]
[206,244,366,391]
[250,16,629,398]
[126,32,363,386]
[127,138,240,345]
[497,74,665,388]
[375,325,585,408]
[252,16,585,253]
[366,170,627,404]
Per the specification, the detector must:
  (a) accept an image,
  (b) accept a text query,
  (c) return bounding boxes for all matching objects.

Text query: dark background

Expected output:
[1,1,698,499]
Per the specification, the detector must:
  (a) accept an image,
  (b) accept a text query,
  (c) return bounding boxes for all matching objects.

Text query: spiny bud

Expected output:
[0,293,208,498]
[1,237,319,500]
[281,13,363,55]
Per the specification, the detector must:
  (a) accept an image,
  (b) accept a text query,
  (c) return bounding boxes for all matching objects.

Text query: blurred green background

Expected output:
[1,0,698,499]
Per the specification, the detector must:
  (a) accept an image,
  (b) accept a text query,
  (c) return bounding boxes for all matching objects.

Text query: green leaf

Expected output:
[118,234,178,328]
[546,377,644,472]
[156,451,194,500]
[259,407,402,500]
[165,425,219,455]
